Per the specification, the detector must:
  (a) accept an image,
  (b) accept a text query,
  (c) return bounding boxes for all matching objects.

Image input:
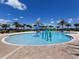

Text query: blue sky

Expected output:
[0,0,79,25]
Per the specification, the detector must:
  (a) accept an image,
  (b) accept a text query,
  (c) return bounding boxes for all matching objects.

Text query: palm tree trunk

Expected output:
[61,25,64,32]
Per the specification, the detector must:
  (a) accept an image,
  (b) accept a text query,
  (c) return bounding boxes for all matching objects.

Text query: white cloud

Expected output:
[20,16,24,19]
[1,0,27,10]
[13,17,24,21]
[8,13,11,15]
[13,18,19,21]
[48,21,54,26]
[77,18,79,21]
[36,18,41,21]
[0,19,11,24]
[50,21,54,24]
[43,23,47,26]
[68,18,73,23]
[50,18,54,21]
[57,20,61,24]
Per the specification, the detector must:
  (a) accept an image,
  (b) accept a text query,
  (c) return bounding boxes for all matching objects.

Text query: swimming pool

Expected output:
[2,32,72,46]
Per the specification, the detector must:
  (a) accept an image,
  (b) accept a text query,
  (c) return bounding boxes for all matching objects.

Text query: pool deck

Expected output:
[0,32,79,59]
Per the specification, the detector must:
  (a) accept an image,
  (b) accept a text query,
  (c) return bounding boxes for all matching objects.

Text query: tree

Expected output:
[20,24,26,30]
[0,24,1,30]
[74,23,79,29]
[26,24,32,28]
[58,20,67,32]
[13,22,20,30]
[48,25,53,30]
[56,26,60,31]
[65,23,71,28]
[34,18,43,31]
[1,24,10,30]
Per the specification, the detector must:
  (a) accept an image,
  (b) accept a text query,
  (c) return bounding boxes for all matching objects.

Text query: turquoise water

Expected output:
[5,32,72,46]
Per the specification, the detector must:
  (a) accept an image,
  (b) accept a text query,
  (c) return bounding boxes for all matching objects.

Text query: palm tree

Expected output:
[26,24,32,29]
[58,20,67,32]
[48,25,53,30]
[0,24,1,30]
[34,18,43,31]
[74,23,79,29]
[1,24,10,30]
[56,26,60,31]
[13,22,20,30]
[22,24,26,30]
[65,23,71,28]
[19,24,26,30]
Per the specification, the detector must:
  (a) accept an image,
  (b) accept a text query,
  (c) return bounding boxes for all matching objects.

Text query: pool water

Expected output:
[4,32,72,46]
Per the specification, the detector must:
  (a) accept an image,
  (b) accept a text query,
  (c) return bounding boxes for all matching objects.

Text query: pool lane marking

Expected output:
[1,47,23,59]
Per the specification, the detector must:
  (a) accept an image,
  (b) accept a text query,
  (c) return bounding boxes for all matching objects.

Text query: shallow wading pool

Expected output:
[2,32,73,46]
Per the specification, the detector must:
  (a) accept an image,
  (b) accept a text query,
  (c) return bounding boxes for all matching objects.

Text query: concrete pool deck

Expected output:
[0,32,79,59]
